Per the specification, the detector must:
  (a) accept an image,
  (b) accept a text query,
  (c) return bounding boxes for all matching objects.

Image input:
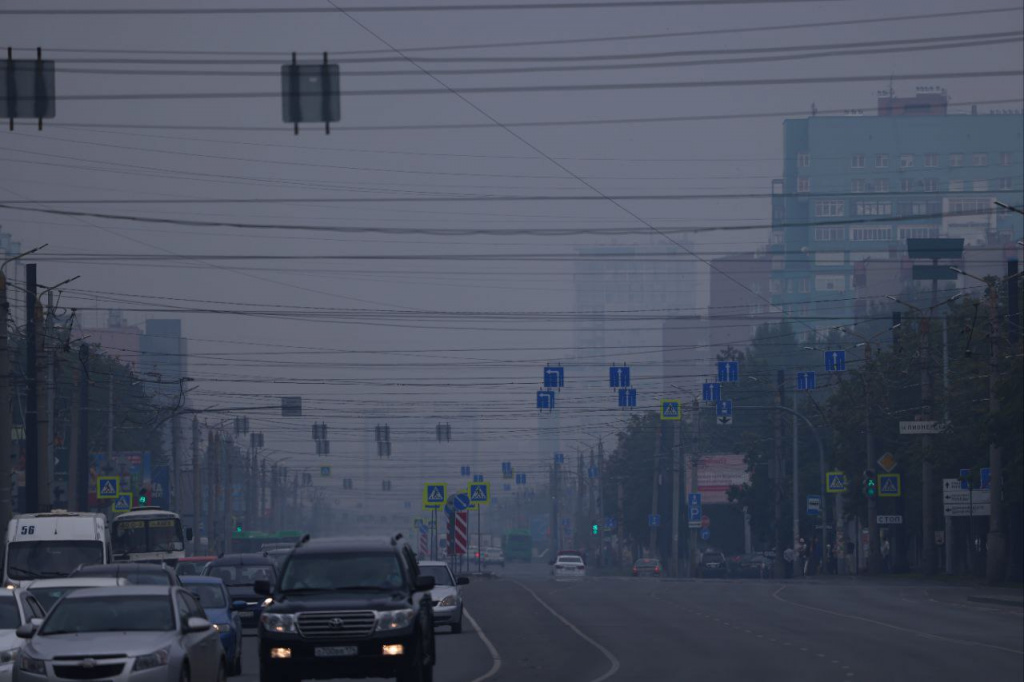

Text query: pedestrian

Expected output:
[797,538,807,576]
[881,537,891,572]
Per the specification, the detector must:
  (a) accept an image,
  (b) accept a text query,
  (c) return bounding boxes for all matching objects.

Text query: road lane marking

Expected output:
[464,609,501,682]
[773,586,1024,656]
[514,581,621,682]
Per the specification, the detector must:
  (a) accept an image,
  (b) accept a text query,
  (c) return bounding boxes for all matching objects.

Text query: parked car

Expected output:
[13,586,226,682]
[0,588,45,682]
[24,577,128,613]
[202,554,277,630]
[417,561,469,633]
[181,576,244,676]
[632,558,662,577]
[729,553,771,579]
[699,551,729,578]
[482,548,505,568]
[70,562,181,586]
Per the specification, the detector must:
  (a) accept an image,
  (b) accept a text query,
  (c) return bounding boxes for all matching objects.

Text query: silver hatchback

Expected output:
[13,586,225,682]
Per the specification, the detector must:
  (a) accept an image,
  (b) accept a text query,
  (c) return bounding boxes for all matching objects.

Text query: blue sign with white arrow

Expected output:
[716,400,733,417]
[700,528,711,541]
[824,350,846,372]
[609,366,631,388]
[554,452,564,465]
[536,390,555,411]
[453,492,471,512]
[648,514,661,527]
[717,361,739,383]
[588,466,599,479]
[618,388,637,408]
[543,366,565,388]
[460,466,471,477]
[515,473,527,485]
[797,371,816,391]
[702,382,722,402]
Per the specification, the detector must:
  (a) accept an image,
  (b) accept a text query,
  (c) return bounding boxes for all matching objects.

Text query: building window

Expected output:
[998,177,1013,190]
[854,201,893,216]
[972,153,988,167]
[949,179,965,192]
[924,153,939,168]
[814,200,846,217]
[875,154,889,168]
[769,279,783,294]
[851,226,893,241]
[852,154,865,168]
[923,178,938,192]
[949,153,964,167]
[874,178,890,193]
[900,154,914,169]
[948,198,989,215]
[900,178,912,192]
[797,152,810,168]
[972,179,988,192]
[798,279,810,293]
[770,231,785,245]
[898,226,939,239]
[813,226,846,241]
[815,274,847,292]
[797,177,811,193]
[851,179,866,193]
[771,256,785,271]
[999,152,1013,166]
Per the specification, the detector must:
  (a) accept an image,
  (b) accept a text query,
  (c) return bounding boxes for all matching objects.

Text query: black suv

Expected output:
[255,534,436,682]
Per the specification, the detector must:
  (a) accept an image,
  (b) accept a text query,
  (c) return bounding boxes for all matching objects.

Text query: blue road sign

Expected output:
[424,484,446,508]
[699,528,711,541]
[648,514,661,528]
[824,350,847,372]
[543,366,565,388]
[472,474,484,483]
[320,466,331,477]
[806,494,822,516]
[554,452,564,465]
[469,482,490,505]
[515,473,527,485]
[501,462,511,474]
[717,361,739,383]
[878,473,901,497]
[661,400,681,420]
[618,388,637,408]
[980,467,991,490]
[460,465,471,477]
[113,493,132,514]
[688,493,702,507]
[536,390,556,410]
[453,492,471,512]
[97,476,119,500]
[688,505,701,522]
[609,366,631,388]
[797,371,816,391]
[826,471,847,493]
[588,466,599,479]
[702,383,722,402]
[716,400,733,417]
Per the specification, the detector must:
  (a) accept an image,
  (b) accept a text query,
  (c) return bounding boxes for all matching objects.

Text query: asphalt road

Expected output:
[237,562,1023,682]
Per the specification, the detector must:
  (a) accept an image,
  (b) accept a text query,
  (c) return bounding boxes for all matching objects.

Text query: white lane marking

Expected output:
[464,609,501,682]
[514,581,621,682]
[772,586,1024,656]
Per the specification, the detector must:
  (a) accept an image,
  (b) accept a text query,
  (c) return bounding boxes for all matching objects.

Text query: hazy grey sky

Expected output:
[2,0,1022,512]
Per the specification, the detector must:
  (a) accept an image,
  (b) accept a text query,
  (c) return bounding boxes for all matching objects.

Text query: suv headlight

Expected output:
[260,612,297,634]
[133,648,169,672]
[438,595,457,607]
[0,647,20,665]
[17,652,46,675]
[375,609,416,632]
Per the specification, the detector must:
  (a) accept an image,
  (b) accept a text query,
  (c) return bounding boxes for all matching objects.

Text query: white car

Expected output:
[0,589,45,682]
[552,555,586,578]
[24,578,128,613]
[417,561,469,633]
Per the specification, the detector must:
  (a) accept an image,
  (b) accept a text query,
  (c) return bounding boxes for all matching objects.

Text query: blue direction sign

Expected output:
[648,514,661,528]
[588,466,598,479]
[687,492,702,523]
[609,365,631,388]
[543,366,565,388]
[424,483,446,509]
[824,350,847,372]
[503,484,511,491]
[699,528,711,541]
[716,400,733,417]
[806,494,822,516]
[688,493,702,507]
[878,473,901,497]
[97,476,119,500]
[469,482,490,505]
[702,382,722,402]
[797,372,816,391]
[717,361,739,383]
[536,390,556,411]
[604,516,617,530]
[515,473,527,485]
[501,462,511,475]
[826,470,847,493]
[113,493,132,514]
[460,466,471,477]
[661,399,681,420]
[618,388,637,408]
[980,467,991,490]
[959,468,971,489]
[453,492,471,512]
[472,474,484,483]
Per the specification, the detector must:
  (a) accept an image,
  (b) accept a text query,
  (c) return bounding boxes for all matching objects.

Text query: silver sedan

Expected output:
[13,586,225,682]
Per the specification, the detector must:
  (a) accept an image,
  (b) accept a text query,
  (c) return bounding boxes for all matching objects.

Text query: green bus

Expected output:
[503,530,533,562]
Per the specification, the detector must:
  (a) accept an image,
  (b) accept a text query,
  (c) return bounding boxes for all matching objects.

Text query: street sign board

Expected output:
[701,515,711,529]
[824,350,846,372]
[899,421,943,435]
[536,390,556,411]
[806,495,822,516]
[942,484,991,516]
[113,493,132,514]
[555,452,564,465]
[472,474,484,483]
[543,366,565,388]
[716,400,733,417]
[97,476,119,500]
[618,388,637,408]
[826,471,847,493]
[469,482,490,505]
[609,366,631,388]
[959,468,971,489]
[980,467,991,490]
[876,452,897,473]
[453,492,472,512]
[878,473,901,498]
[687,493,702,507]
[717,361,739,383]
[423,483,446,509]
[797,371,816,391]
[699,528,711,541]
[687,493,701,528]
[702,383,721,402]
[877,515,903,525]
[716,415,733,426]
[648,514,660,527]
[661,399,681,420]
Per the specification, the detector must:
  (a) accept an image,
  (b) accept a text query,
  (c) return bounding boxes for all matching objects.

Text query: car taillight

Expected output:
[632,568,638,575]
[654,566,660,573]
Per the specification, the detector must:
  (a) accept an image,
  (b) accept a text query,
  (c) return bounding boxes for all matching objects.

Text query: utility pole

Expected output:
[0,271,12,528]
[170,412,179,512]
[24,263,38,513]
[576,449,584,553]
[689,398,700,577]
[191,417,201,555]
[260,459,267,532]
[39,291,53,511]
[107,374,114,478]
[670,418,681,578]
[222,438,232,555]
[921,278,938,574]
[791,390,800,572]
[207,432,218,554]
[550,459,560,555]
[864,342,882,574]
[774,370,786,579]
[649,422,662,558]
[76,344,89,512]
[67,365,80,512]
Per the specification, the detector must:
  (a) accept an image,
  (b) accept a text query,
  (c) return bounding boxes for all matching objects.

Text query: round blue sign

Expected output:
[699,528,711,541]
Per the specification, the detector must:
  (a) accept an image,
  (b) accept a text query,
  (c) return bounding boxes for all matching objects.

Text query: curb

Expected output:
[966,595,1024,608]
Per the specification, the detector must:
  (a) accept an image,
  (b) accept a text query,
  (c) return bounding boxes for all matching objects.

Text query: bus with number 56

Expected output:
[3,511,111,588]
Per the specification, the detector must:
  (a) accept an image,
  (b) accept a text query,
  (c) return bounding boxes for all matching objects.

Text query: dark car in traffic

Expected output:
[202,553,278,629]
[632,558,662,577]
[70,561,182,586]
[699,551,729,578]
[729,553,772,579]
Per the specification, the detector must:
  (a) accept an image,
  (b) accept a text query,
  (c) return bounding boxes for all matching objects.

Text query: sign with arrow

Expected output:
[543,366,565,388]
[824,350,846,372]
[717,361,739,383]
[702,382,721,402]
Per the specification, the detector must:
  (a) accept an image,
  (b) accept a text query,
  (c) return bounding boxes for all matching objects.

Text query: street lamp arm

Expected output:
[1,243,47,273]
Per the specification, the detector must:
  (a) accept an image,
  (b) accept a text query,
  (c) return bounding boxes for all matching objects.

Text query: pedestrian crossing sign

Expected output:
[423,483,446,509]
[469,482,490,505]
[113,493,132,513]
[826,470,847,493]
[97,476,119,500]
[878,473,901,498]
[661,399,681,420]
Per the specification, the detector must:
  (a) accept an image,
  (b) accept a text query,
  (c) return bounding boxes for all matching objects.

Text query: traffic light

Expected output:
[138,488,148,506]
[863,471,877,498]
[592,523,599,535]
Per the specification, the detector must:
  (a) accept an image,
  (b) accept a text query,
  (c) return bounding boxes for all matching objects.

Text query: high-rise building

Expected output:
[769,91,1023,325]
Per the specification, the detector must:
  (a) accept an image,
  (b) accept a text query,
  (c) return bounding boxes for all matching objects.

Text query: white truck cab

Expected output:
[3,511,110,588]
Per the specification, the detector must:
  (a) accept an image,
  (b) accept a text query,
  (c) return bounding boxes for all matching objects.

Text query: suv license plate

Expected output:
[315,646,358,657]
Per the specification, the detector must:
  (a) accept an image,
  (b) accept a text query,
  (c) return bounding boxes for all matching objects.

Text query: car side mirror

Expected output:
[414,576,435,591]
[185,528,194,542]
[231,600,248,610]
[184,617,212,633]
[253,580,271,596]
[16,623,38,639]
[456,576,469,586]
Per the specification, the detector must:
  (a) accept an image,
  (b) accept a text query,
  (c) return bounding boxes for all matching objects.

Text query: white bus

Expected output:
[3,511,110,587]
[110,507,189,565]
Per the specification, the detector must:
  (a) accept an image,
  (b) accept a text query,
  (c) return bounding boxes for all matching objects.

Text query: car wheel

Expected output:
[179,663,190,682]
[217,660,227,682]
[451,617,463,634]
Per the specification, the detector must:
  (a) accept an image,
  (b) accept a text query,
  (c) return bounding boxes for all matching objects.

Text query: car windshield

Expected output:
[40,596,174,634]
[5,541,105,580]
[280,553,403,592]
[111,519,185,556]
[206,563,276,587]
[27,587,76,612]
[558,557,583,564]
[187,583,227,609]
[418,565,454,586]
[0,599,21,629]
[78,568,171,586]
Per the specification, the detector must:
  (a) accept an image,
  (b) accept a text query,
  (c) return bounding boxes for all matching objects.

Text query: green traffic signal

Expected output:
[863,471,877,498]
[138,488,148,505]
[592,524,599,535]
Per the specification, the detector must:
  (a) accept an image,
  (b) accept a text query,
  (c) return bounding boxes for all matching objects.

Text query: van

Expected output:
[3,511,110,587]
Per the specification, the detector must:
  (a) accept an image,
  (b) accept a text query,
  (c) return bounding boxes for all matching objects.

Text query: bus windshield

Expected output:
[112,518,185,556]
[5,541,105,580]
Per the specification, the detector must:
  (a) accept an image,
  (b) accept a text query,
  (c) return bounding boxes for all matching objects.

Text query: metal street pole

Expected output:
[791,391,799,574]
[0,273,11,527]
[649,422,662,558]
[671,420,681,578]
[864,342,882,574]
[24,264,38,512]
[191,417,201,555]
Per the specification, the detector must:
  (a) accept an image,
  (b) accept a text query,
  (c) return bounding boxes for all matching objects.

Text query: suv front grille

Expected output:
[297,610,376,639]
